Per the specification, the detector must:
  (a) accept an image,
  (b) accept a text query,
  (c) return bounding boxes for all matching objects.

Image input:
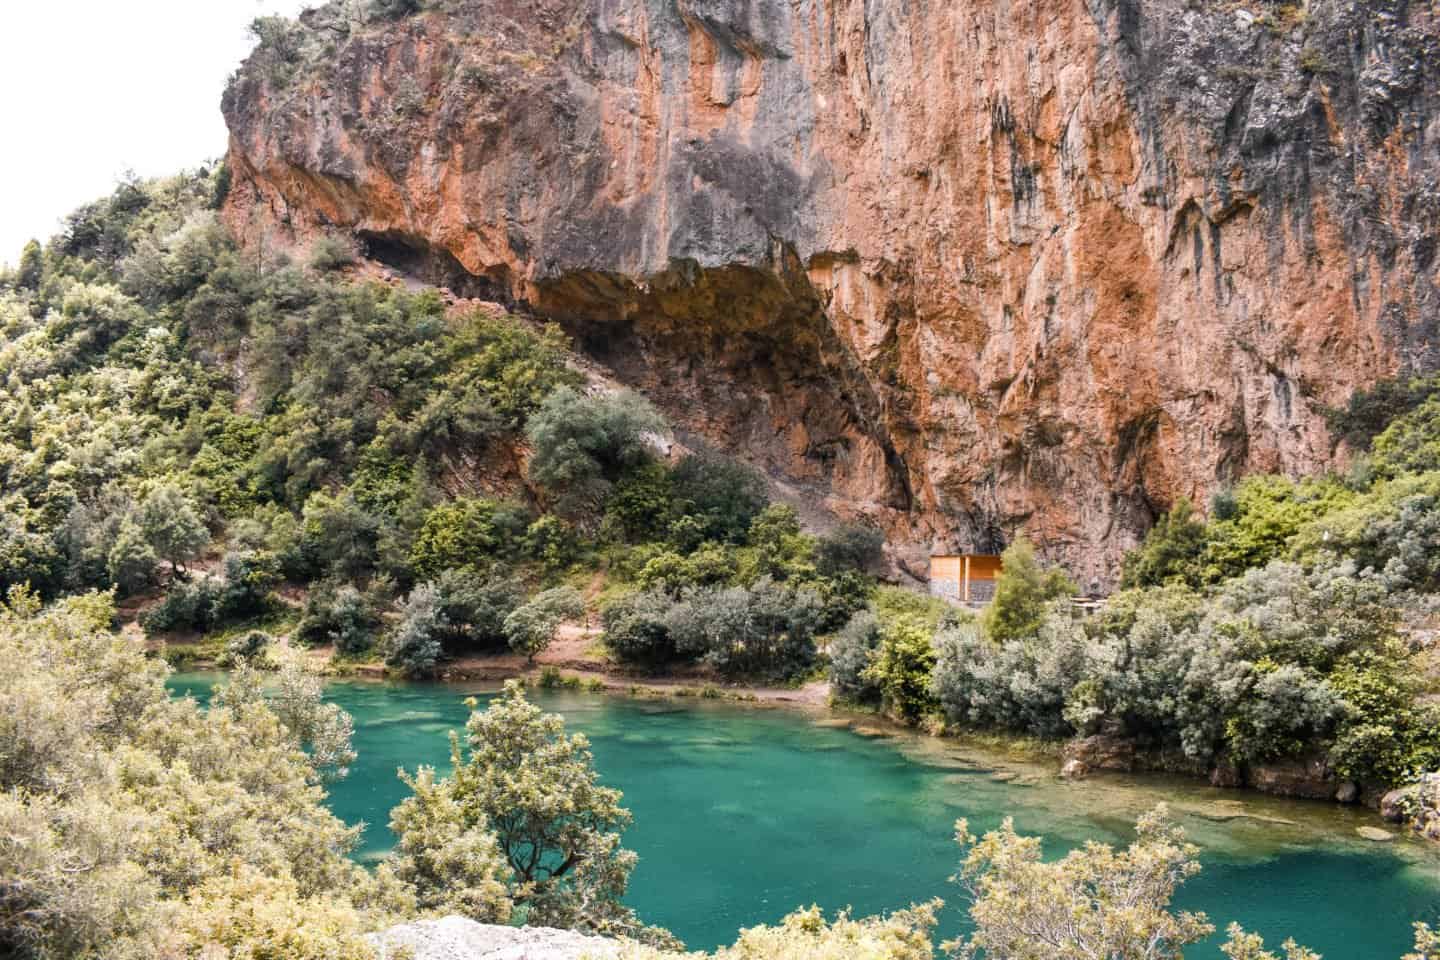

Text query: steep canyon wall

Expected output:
[222,0,1440,582]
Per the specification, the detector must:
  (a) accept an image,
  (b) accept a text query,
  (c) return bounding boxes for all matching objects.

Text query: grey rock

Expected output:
[1356,826,1396,842]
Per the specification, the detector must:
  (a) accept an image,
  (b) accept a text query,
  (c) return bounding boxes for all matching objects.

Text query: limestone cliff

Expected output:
[221,0,1440,582]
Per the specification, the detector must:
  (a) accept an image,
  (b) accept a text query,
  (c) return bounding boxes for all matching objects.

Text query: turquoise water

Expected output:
[168,674,1440,956]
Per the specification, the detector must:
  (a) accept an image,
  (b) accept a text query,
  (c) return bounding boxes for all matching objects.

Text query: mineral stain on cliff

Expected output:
[221,0,1440,582]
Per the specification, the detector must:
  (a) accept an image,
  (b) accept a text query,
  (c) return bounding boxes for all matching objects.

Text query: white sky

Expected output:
[0,0,312,266]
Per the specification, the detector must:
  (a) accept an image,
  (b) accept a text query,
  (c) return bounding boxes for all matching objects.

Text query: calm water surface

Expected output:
[169,673,1440,956]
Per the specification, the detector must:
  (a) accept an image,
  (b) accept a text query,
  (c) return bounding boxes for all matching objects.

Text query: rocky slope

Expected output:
[221,0,1440,582]
[371,917,623,959]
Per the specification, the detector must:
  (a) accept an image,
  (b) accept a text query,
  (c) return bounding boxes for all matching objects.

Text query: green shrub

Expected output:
[815,522,885,576]
[308,236,357,273]
[526,387,666,517]
[432,567,522,654]
[865,619,937,722]
[829,610,882,702]
[295,582,378,654]
[667,453,768,546]
[601,590,676,665]
[1121,497,1208,588]
[409,498,526,579]
[386,584,447,677]
[503,586,585,663]
[666,578,821,681]
[982,537,1075,643]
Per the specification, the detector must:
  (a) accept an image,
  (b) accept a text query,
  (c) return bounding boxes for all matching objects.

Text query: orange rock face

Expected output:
[222,0,1440,582]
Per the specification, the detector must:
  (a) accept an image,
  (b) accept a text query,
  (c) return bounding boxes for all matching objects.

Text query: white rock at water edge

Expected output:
[370,916,624,960]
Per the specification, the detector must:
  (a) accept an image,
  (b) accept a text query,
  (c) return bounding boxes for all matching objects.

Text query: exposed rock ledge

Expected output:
[371,917,624,960]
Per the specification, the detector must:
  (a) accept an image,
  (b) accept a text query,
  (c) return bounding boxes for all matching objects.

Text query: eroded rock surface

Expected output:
[222,0,1440,580]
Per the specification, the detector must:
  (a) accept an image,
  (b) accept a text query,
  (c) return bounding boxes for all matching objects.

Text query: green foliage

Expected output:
[526,386,666,516]
[815,522,885,576]
[503,585,584,663]
[667,452,769,546]
[601,590,677,664]
[666,578,822,681]
[616,902,939,960]
[295,582,379,655]
[948,806,1213,960]
[16,240,43,291]
[1121,497,1208,588]
[1327,647,1440,785]
[308,236,357,273]
[137,483,209,574]
[1198,476,1353,583]
[865,619,938,722]
[432,567,522,654]
[1328,374,1440,454]
[385,583,446,677]
[829,610,882,701]
[393,681,669,941]
[409,498,526,580]
[981,537,1075,643]
[0,588,392,958]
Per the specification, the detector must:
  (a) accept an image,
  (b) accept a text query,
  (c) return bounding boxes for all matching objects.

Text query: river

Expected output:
[168,673,1440,956]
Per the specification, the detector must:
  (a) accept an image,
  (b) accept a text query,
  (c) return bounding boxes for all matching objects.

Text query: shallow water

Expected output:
[168,673,1440,956]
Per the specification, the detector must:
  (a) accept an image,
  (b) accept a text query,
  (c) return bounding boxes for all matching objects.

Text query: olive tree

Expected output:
[503,585,584,664]
[946,805,1213,960]
[392,681,669,942]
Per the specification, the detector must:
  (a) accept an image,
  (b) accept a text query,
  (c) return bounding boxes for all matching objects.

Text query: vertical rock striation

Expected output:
[222,0,1440,581]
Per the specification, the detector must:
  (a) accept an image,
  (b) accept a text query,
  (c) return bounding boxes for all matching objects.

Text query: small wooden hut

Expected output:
[929,553,1003,605]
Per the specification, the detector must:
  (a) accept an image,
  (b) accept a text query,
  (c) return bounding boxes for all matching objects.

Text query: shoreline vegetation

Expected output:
[4,155,1440,956]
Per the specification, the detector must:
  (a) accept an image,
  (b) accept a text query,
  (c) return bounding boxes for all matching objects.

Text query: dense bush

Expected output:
[601,590,678,664]
[503,585,584,663]
[666,578,822,681]
[409,497,527,579]
[815,522,885,576]
[981,537,1075,643]
[386,584,447,677]
[828,610,882,701]
[432,567,522,654]
[666,452,769,545]
[295,582,379,654]
[526,387,666,516]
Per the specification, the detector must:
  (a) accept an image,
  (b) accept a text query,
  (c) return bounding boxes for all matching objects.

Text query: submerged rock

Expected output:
[1356,826,1396,843]
[371,917,622,960]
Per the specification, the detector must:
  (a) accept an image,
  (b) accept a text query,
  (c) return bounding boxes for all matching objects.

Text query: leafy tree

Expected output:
[395,681,666,940]
[526,386,666,516]
[522,514,580,572]
[981,537,1075,643]
[668,452,769,545]
[409,497,526,579]
[947,806,1213,960]
[829,610,882,702]
[295,582,379,655]
[15,239,43,290]
[387,766,514,922]
[0,588,388,958]
[748,503,815,579]
[1121,497,1208,588]
[432,567,522,654]
[816,522,885,576]
[1220,924,1323,960]
[107,516,160,595]
[666,578,822,680]
[601,590,677,664]
[616,902,940,960]
[865,619,937,722]
[386,583,447,677]
[503,585,584,663]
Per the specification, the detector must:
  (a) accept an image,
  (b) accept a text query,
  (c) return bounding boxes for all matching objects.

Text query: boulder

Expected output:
[1060,758,1090,780]
[1247,755,1334,800]
[370,917,622,960]
[1356,826,1396,842]
[1334,780,1360,804]
[1380,786,1417,823]
[1062,735,1136,774]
